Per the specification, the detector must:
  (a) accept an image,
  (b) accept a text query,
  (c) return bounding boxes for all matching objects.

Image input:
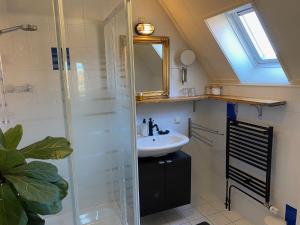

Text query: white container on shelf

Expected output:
[211,86,222,95]
[206,85,222,95]
[205,86,212,95]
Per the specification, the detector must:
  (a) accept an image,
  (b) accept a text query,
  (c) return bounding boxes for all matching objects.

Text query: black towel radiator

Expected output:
[225,118,273,210]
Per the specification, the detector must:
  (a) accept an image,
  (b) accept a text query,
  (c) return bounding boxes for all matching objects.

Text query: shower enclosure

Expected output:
[0,0,139,225]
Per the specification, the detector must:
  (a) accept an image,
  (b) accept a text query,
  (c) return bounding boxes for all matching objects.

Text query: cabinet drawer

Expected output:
[138,151,191,217]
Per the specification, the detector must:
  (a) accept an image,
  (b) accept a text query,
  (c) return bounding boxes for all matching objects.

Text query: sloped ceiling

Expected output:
[160,0,300,84]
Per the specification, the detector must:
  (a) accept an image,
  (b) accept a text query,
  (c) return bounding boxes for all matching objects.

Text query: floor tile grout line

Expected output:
[140,199,251,225]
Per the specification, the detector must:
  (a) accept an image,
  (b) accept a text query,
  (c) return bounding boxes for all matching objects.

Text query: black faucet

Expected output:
[148,118,159,136]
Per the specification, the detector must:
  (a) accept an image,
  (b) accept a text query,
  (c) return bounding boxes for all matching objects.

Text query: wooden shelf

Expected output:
[206,95,287,107]
[136,95,286,107]
[136,95,207,104]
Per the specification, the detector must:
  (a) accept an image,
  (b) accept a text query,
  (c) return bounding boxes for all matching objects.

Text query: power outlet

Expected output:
[174,117,181,124]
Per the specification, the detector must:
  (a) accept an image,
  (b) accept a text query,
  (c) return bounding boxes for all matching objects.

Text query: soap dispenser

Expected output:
[141,118,148,137]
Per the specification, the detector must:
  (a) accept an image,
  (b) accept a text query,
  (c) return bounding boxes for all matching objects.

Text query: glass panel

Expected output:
[60,0,138,224]
[0,0,74,225]
[239,11,277,60]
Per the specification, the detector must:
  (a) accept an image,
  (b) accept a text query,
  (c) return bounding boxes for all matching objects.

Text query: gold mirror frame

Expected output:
[133,36,170,99]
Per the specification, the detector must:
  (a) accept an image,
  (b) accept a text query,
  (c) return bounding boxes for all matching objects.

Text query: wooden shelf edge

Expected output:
[206,95,287,107]
[136,95,208,104]
[136,95,286,107]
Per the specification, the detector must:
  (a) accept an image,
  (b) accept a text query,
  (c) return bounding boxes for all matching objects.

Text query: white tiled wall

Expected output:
[0,1,137,225]
[0,1,74,224]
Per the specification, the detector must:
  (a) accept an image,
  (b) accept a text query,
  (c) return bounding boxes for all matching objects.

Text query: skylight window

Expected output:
[227,6,280,65]
[239,10,277,61]
[205,3,289,84]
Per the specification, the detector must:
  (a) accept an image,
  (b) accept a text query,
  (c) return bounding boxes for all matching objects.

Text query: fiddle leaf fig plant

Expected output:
[0,125,73,225]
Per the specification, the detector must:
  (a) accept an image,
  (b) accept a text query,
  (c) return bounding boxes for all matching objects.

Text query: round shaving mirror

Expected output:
[180,50,196,84]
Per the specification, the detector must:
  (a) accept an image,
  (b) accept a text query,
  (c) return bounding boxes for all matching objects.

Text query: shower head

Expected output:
[20,24,38,31]
[0,24,38,35]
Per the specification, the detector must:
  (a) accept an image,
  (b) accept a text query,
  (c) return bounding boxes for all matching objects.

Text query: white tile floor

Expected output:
[140,197,255,225]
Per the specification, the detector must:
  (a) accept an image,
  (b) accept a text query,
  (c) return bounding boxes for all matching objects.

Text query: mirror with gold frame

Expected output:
[133,36,169,99]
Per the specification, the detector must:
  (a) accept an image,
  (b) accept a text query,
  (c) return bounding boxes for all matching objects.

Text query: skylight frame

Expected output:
[227,5,280,67]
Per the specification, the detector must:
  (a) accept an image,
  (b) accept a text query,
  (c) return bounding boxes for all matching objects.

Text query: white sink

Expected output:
[137,130,189,158]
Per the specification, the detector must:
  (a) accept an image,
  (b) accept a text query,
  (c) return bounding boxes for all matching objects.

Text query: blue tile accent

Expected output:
[286,204,297,225]
[227,103,237,121]
[51,47,59,70]
[51,48,71,71]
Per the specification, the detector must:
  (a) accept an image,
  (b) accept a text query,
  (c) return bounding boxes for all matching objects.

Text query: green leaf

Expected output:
[23,199,62,215]
[0,150,25,172]
[4,175,60,204]
[52,176,68,200]
[20,137,73,160]
[4,125,23,150]
[0,183,28,225]
[8,161,60,182]
[0,128,5,150]
[26,213,45,225]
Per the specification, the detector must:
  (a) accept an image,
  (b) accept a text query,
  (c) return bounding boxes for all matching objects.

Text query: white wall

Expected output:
[140,1,300,224]
[133,1,300,225]
[205,85,300,225]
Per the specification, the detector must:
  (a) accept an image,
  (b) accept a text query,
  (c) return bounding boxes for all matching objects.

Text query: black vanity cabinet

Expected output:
[138,151,191,217]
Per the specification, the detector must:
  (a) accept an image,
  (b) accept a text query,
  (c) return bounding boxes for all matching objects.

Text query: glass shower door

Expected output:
[0,0,138,224]
[57,0,139,224]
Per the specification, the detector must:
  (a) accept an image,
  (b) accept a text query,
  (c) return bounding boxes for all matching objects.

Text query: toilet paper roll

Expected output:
[264,216,286,225]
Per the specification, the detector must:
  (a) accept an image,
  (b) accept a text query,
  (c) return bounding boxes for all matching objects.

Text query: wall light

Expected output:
[135,23,155,36]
